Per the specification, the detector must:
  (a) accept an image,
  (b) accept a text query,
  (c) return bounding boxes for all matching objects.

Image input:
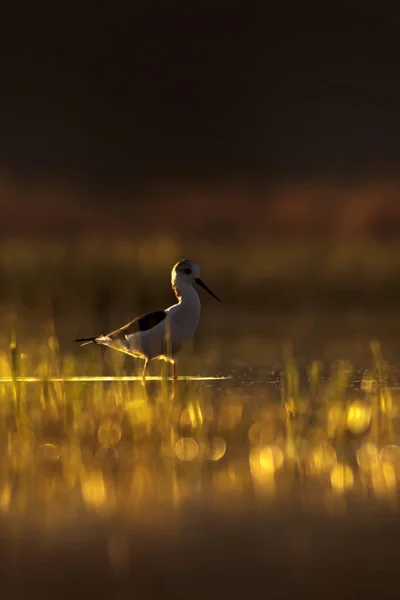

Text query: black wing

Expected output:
[106,310,167,340]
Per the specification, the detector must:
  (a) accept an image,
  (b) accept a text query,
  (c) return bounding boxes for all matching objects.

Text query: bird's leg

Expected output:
[159,356,177,382]
[141,359,149,381]
[171,359,177,381]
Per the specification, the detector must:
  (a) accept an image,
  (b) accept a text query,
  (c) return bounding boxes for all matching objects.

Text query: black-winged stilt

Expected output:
[73,259,221,380]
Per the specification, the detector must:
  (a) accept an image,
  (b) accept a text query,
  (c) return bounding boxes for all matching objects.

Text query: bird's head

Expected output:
[171,259,221,302]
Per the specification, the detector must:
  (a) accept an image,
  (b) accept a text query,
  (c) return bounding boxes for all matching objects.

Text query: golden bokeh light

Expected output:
[370,463,397,496]
[379,444,400,471]
[180,402,204,429]
[356,442,380,472]
[98,420,122,447]
[380,388,395,415]
[39,443,60,462]
[327,403,344,437]
[3,307,400,520]
[306,442,337,475]
[95,446,118,469]
[81,472,106,508]
[0,484,11,511]
[126,399,154,426]
[206,437,227,461]
[248,421,277,446]
[250,444,284,483]
[346,400,372,434]
[175,437,199,461]
[161,437,178,459]
[330,463,354,492]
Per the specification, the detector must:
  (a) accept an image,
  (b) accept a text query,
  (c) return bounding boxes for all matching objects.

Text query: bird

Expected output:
[73,259,221,380]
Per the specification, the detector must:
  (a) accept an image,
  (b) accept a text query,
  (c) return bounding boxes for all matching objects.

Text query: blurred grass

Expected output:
[0,318,399,522]
[2,237,400,316]
[0,237,400,525]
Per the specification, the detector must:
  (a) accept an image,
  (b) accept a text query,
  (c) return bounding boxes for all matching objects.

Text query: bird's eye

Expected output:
[184,267,192,275]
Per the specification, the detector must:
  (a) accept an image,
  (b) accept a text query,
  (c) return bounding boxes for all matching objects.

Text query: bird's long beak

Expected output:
[194,278,222,303]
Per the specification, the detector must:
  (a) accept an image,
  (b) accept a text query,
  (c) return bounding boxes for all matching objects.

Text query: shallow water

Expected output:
[0,308,400,527]
[1,308,400,597]
[5,243,400,593]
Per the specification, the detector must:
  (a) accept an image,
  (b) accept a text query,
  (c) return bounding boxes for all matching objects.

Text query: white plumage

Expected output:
[74,259,221,379]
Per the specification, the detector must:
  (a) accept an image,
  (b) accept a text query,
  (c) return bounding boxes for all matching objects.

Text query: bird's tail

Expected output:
[73,336,98,347]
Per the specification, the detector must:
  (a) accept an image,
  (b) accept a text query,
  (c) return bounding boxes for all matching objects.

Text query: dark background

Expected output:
[0,2,400,238]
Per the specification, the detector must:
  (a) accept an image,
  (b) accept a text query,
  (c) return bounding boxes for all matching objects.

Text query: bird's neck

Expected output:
[174,283,200,307]
[169,283,201,339]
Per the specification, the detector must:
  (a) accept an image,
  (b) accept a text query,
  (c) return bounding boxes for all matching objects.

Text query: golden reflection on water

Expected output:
[306,442,337,476]
[2,343,400,522]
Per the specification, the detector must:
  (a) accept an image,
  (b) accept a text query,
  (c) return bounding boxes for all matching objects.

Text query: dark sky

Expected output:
[0,3,400,190]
